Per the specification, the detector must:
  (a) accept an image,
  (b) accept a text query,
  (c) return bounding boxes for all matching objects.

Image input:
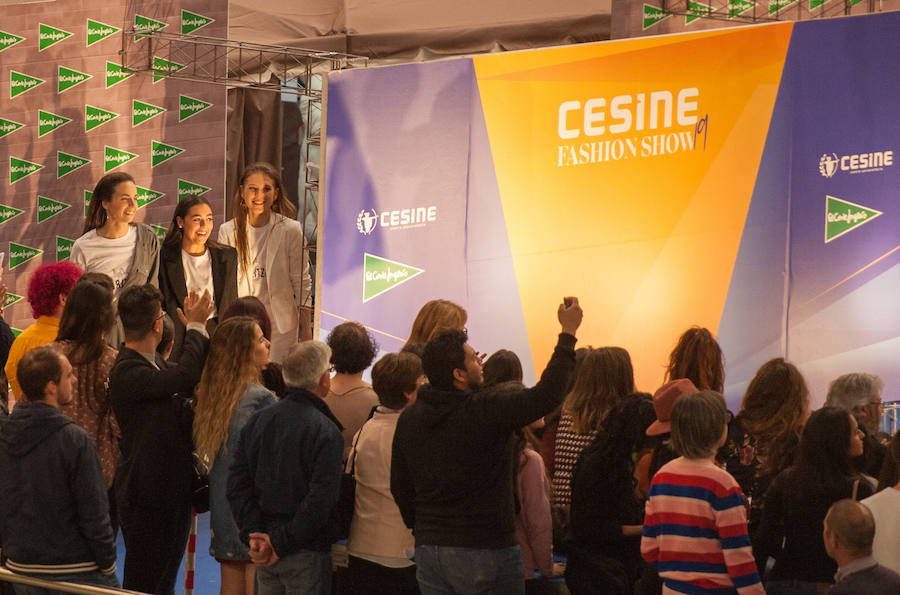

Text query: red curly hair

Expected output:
[27,261,83,318]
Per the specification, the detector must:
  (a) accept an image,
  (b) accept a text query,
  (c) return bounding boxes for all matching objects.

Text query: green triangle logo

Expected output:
[363,253,424,303]
[769,0,797,13]
[728,0,756,17]
[57,151,91,179]
[150,224,167,243]
[10,70,45,99]
[0,118,25,139]
[134,14,167,41]
[182,10,215,34]
[87,19,121,47]
[136,186,165,208]
[56,236,75,261]
[151,140,184,167]
[39,23,73,50]
[0,30,25,52]
[58,65,92,93]
[106,61,134,88]
[643,4,671,29]
[37,195,70,222]
[2,292,23,309]
[685,1,713,23]
[11,328,22,338]
[0,204,24,224]
[10,157,43,184]
[85,105,120,131]
[105,146,139,172]
[9,242,42,269]
[825,195,883,243]
[152,56,185,83]
[84,190,93,216]
[178,179,211,199]
[38,110,72,137]
[133,100,166,127]
[179,95,212,122]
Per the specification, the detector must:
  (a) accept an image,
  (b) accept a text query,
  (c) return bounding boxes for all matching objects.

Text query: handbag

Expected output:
[336,426,364,539]
[191,452,211,514]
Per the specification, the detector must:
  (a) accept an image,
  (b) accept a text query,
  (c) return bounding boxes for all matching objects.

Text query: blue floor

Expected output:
[114,512,220,594]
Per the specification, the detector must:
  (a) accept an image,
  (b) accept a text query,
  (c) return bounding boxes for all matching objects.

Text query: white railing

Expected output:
[881,402,899,436]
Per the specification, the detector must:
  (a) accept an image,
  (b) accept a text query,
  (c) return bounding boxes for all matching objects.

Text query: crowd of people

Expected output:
[0,167,898,595]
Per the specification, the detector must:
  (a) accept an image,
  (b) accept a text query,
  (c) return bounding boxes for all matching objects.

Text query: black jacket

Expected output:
[0,402,116,574]
[158,242,237,362]
[390,333,576,549]
[227,387,343,556]
[110,328,209,509]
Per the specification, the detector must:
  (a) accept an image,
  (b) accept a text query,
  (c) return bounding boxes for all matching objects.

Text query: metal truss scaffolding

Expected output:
[656,0,883,24]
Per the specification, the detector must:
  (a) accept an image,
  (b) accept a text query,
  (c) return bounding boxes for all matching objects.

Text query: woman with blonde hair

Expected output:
[218,162,312,362]
[193,317,275,595]
[552,347,634,511]
[402,299,466,351]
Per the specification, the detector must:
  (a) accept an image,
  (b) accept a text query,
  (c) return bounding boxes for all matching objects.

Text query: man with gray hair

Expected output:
[227,340,343,595]
[825,373,886,478]
[823,499,900,594]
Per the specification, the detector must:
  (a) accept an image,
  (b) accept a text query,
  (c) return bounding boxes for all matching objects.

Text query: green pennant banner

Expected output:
[58,65,92,93]
[685,1,714,23]
[824,195,883,243]
[0,118,25,139]
[10,157,43,184]
[87,19,120,46]
[84,190,93,216]
[181,10,215,34]
[136,186,165,207]
[39,23,73,50]
[104,146,139,172]
[10,71,45,99]
[152,56,185,83]
[38,110,72,137]
[2,292,22,309]
[151,140,184,167]
[179,95,212,122]
[9,242,43,269]
[362,253,424,302]
[85,105,120,131]
[57,151,91,179]
[106,61,134,88]
[0,30,25,52]
[643,4,671,29]
[0,204,24,224]
[56,236,75,261]
[178,179,211,199]
[728,0,756,17]
[133,100,166,126]
[37,196,71,222]
[150,224,167,243]
[134,14,167,40]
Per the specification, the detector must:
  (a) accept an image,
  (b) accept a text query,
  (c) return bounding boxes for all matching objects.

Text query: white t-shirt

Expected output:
[70,227,137,295]
[246,221,271,308]
[862,487,900,574]
[181,249,216,319]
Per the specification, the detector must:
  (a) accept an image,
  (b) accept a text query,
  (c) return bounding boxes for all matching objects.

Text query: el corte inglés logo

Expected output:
[178,179,211,199]
[2,292,22,309]
[39,110,72,137]
[150,224,167,243]
[104,146,139,172]
[362,253,424,302]
[136,187,165,208]
[87,19,120,46]
[39,24,73,50]
[642,4,671,29]
[10,71,45,99]
[0,205,24,224]
[0,31,25,51]
[106,61,134,88]
[8,242,43,269]
[152,56,185,83]
[37,196,70,223]
[825,195,883,243]
[685,1,713,24]
[134,14,167,40]
[9,157,43,184]
[133,100,166,126]
[727,0,755,18]
[182,10,215,34]
[57,237,75,262]
[769,0,798,13]
[0,118,25,139]
[57,151,91,179]
[179,95,212,122]
[151,141,184,167]
[86,105,120,132]
[58,66,92,93]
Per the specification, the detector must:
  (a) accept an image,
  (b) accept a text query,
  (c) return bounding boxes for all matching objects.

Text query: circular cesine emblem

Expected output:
[819,153,839,178]
[356,209,378,235]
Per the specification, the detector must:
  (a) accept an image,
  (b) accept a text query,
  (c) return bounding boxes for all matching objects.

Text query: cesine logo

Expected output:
[819,153,839,178]
[356,209,378,235]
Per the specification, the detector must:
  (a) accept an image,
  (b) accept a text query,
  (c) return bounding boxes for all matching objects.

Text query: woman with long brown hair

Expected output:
[664,326,724,392]
[218,162,312,362]
[193,317,276,595]
[402,299,467,352]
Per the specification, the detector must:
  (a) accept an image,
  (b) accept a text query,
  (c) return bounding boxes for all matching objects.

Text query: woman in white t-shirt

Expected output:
[71,172,161,347]
[218,162,312,363]
[159,195,238,361]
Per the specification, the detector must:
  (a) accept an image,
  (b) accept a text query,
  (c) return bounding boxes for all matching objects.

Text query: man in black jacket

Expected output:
[109,284,213,595]
[0,346,118,590]
[391,297,582,594]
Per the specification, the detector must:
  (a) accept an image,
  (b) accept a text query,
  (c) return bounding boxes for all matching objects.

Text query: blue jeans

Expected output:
[256,549,331,595]
[12,570,119,595]
[415,544,525,595]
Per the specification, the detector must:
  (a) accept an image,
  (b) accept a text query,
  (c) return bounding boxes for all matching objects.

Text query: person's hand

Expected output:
[551,562,566,578]
[558,297,582,336]
[177,289,214,326]
[249,532,279,567]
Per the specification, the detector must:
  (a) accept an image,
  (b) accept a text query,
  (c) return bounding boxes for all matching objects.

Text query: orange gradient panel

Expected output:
[473,23,793,391]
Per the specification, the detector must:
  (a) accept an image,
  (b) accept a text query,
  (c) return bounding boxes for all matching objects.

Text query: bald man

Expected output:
[823,499,900,594]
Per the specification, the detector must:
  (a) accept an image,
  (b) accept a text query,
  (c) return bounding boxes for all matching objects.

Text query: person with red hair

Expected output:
[4,261,83,404]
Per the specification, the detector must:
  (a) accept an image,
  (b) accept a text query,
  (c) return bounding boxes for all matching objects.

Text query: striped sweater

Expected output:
[641,457,763,595]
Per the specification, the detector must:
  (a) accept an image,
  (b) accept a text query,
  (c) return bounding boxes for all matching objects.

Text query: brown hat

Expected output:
[646,378,698,436]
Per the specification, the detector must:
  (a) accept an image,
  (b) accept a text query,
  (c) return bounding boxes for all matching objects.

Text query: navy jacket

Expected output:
[0,402,116,575]
[227,387,343,556]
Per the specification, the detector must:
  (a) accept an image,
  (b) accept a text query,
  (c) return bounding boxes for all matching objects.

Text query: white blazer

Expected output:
[218,212,312,334]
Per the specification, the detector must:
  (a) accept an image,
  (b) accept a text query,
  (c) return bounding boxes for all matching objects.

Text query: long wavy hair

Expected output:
[564,347,635,434]
[193,317,263,463]
[231,162,296,279]
[403,299,467,350]
[792,407,859,501]
[56,278,116,365]
[665,326,725,392]
[84,172,135,233]
[738,358,809,477]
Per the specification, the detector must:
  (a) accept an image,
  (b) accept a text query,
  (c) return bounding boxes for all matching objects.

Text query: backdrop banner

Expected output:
[322,12,899,408]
